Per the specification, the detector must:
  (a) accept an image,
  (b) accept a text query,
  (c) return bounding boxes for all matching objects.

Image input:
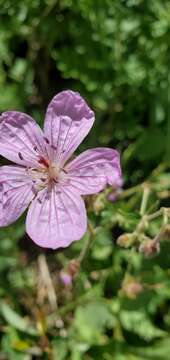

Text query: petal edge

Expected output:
[65,148,122,195]
[44,90,95,164]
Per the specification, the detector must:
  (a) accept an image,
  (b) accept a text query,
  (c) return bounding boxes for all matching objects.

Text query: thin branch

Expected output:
[78,221,95,264]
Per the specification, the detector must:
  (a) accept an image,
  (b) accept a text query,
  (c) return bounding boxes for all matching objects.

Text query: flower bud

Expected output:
[117,233,136,248]
[139,238,160,258]
[108,178,123,203]
[68,259,80,277]
[93,197,104,214]
[121,279,143,299]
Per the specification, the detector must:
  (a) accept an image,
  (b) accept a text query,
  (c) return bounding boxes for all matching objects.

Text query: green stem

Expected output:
[147,207,169,221]
[119,184,143,199]
[136,207,170,233]
[140,185,150,216]
[78,221,95,264]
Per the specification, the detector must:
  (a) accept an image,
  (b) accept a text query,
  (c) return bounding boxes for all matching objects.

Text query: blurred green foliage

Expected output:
[0,0,170,359]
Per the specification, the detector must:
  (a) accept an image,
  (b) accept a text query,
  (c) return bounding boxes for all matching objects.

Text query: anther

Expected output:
[62,168,68,174]
[51,145,57,150]
[18,152,24,160]
[44,137,50,144]
[34,146,37,151]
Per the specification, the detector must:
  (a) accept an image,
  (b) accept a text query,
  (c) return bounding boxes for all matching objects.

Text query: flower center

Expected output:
[38,156,61,182]
[48,163,60,182]
[28,157,67,193]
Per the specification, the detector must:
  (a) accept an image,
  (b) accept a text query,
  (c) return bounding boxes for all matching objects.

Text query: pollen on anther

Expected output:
[18,152,24,160]
[38,156,49,168]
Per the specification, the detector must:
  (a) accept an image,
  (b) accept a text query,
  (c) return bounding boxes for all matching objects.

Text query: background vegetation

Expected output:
[0,0,170,359]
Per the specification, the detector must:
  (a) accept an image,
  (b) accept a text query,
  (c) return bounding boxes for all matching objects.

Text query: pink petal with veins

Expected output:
[0,166,34,226]
[65,148,121,195]
[26,185,87,249]
[0,112,47,167]
[44,90,95,164]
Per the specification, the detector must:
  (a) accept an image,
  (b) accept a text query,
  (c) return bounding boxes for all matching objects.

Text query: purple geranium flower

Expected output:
[0,91,121,249]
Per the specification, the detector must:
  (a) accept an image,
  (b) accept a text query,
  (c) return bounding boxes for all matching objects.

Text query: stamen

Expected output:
[44,137,50,144]
[18,152,24,160]
[40,178,47,182]
[37,197,42,204]
[38,156,49,168]
[51,145,57,150]
[62,168,68,174]
[34,146,37,151]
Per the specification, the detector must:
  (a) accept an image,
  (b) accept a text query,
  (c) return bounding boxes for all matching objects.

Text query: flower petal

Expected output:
[44,90,95,164]
[0,111,47,167]
[26,186,87,249]
[65,148,122,195]
[0,166,34,226]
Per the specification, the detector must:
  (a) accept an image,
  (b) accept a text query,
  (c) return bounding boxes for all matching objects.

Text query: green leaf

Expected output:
[120,310,166,340]
[74,301,114,344]
[134,338,170,360]
[0,302,38,336]
[92,228,113,260]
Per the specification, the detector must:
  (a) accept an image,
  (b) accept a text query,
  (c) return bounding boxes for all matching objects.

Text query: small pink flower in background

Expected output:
[60,271,72,286]
[60,259,80,286]
[0,90,121,249]
[107,177,123,202]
